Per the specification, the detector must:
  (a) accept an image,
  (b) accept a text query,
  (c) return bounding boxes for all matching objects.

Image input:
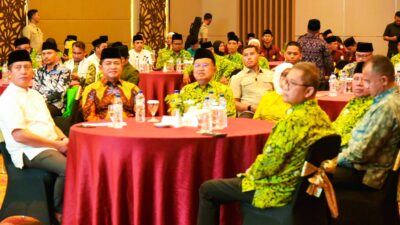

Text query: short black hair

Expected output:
[396,11,400,18]
[285,41,302,52]
[27,9,38,21]
[204,13,212,20]
[243,45,259,53]
[72,41,86,50]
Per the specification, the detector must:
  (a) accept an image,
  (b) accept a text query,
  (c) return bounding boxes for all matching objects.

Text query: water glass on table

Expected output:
[107,105,116,127]
[147,100,159,122]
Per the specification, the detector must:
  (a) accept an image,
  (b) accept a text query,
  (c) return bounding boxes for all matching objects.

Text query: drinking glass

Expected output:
[147,100,160,122]
[107,105,116,127]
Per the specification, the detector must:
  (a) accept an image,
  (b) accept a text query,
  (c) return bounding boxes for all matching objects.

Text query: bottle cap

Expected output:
[174,90,179,94]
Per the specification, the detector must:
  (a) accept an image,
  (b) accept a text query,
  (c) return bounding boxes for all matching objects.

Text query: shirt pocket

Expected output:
[258,76,274,91]
[241,77,255,87]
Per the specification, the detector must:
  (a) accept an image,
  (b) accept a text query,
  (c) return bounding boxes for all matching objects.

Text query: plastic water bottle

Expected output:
[208,91,216,105]
[135,90,146,122]
[113,94,124,128]
[172,90,182,127]
[329,73,337,97]
[219,94,228,128]
[201,97,213,133]
[176,57,182,73]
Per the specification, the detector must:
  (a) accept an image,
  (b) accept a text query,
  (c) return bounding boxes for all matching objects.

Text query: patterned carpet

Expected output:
[0,154,7,209]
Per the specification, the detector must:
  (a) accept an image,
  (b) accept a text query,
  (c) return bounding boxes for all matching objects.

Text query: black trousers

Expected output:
[47,103,62,117]
[23,150,66,213]
[197,178,255,225]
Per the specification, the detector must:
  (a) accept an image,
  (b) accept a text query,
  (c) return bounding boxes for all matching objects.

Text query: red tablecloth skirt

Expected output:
[63,118,274,225]
[317,91,353,121]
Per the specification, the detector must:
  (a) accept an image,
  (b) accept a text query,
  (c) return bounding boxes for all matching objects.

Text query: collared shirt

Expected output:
[338,87,400,189]
[86,53,101,77]
[383,22,400,57]
[64,57,91,85]
[297,32,333,78]
[21,23,43,52]
[240,99,334,208]
[223,52,243,69]
[81,79,140,121]
[332,96,373,149]
[253,91,290,123]
[33,64,71,110]
[183,54,241,82]
[339,61,357,78]
[0,83,58,169]
[156,49,192,69]
[260,44,284,62]
[229,68,274,106]
[390,53,400,68]
[121,63,139,85]
[199,23,209,40]
[166,80,236,117]
[128,49,152,69]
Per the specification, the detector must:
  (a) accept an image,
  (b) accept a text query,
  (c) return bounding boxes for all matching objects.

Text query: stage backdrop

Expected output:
[0,0,26,63]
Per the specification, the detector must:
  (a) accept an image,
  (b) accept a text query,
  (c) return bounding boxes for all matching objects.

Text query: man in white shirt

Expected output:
[64,41,90,86]
[0,50,67,221]
[199,13,213,43]
[128,34,152,70]
[86,36,108,79]
[21,9,43,53]
[229,45,274,116]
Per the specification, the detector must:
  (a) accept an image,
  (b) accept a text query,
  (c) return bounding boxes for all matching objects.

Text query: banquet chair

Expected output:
[0,142,57,225]
[53,85,83,136]
[240,134,341,225]
[330,150,400,225]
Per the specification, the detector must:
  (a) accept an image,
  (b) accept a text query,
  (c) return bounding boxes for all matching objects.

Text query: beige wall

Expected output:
[295,0,400,55]
[170,0,239,42]
[27,0,132,51]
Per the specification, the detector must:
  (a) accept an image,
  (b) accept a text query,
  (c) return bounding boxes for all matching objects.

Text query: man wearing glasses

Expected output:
[340,42,373,78]
[166,48,236,117]
[197,62,335,225]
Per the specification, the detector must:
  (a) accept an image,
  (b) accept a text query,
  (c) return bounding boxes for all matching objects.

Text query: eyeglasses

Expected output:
[355,53,372,59]
[282,78,312,89]
[194,63,210,69]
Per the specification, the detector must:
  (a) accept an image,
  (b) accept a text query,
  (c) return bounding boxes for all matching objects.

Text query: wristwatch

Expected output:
[247,105,252,111]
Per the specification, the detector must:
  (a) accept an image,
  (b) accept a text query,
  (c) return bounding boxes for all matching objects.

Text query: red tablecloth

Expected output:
[138,71,183,116]
[317,91,353,121]
[0,80,9,96]
[63,118,274,225]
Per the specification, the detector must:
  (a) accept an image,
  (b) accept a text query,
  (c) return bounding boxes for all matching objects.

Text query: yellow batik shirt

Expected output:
[165,80,236,117]
[240,99,335,208]
[82,79,140,121]
[253,91,290,123]
[332,96,373,149]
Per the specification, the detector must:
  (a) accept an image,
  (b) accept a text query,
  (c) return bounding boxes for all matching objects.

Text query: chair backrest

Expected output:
[290,134,341,224]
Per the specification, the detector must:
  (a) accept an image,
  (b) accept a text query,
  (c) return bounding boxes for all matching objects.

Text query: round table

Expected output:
[317,91,354,121]
[0,80,9,96]
[63,118,274,225]
[139,71,183,117]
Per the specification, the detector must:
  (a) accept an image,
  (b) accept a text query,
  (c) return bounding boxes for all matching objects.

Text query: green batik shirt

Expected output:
[332,96,373,149]
[30,49,40,69]
[258,56,270,70]
[338,87,400,189]
[240,99,334,208]
[391,53,400,67]
[144,44,152,52]
[339,62,356,78]
[156,49,192,69]
[224,52,243,69]
[165,80,236,117]
[121,63,139,85]
[183,54,241,82]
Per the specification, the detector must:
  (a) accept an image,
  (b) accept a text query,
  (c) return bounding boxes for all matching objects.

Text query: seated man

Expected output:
[340,42,373,78]
[343,37,357,63]
[166,48,236,117]
[229,45,274,116]
[260,29,284,61]
[224,34,243,68]
[325,36,345,64]
[128,34,152,69]
[85,36,108,85]
[0,50,67,222]
[332,62,373,149]
[64,41,90,87]
[156,33,191,69]
[253,67,291,123]
[247,39,270,70]
[337,55,400,189]
[13,37,40,69]
[32,41,71,117]
[182,41,240,85]
[82,47,140,121]
[197,62,334,225]
[117,45,139,85]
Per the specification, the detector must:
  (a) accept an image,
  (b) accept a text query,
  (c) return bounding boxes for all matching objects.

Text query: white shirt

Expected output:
[64,57,90,79]
[128,49,152,69]
[87,53,100,76]
[0,83,58,169]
